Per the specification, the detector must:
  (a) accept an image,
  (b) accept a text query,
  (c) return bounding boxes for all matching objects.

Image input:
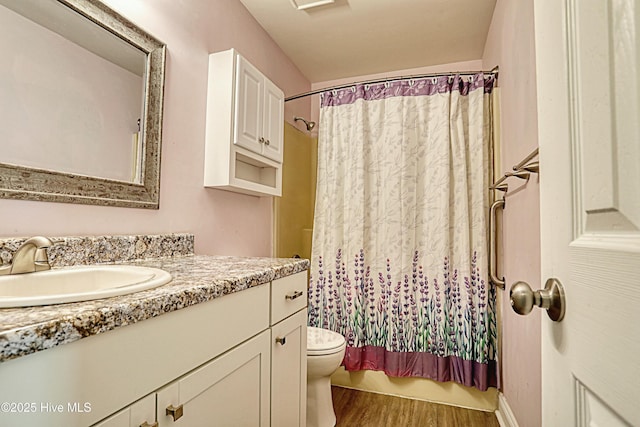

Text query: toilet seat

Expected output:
[307,326,346,356]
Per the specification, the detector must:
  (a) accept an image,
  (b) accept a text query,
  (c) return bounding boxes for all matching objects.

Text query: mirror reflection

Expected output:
[0,0,165,209]
[0,0,147,183]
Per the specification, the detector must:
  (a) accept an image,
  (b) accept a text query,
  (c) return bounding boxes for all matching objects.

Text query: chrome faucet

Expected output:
[0,236,54,275]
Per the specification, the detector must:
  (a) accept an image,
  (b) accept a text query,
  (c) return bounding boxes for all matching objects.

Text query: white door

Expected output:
[535,0,640,426]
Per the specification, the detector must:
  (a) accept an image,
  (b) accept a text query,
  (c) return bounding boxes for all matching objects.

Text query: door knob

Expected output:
[510,278,566,322]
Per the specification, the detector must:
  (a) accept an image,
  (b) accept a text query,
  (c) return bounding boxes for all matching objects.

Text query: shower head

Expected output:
[294,116,316,132]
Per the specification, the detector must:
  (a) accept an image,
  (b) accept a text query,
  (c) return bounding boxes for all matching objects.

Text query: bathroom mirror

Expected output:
[0,0,166,208]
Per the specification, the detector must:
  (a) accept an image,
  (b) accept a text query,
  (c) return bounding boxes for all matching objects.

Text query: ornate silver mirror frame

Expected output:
[0,0,166,209]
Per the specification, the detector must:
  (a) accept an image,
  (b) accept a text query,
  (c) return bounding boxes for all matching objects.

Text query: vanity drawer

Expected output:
[271,271,307,325]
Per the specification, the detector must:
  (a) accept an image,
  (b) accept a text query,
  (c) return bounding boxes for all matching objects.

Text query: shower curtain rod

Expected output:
[284,66,499,102]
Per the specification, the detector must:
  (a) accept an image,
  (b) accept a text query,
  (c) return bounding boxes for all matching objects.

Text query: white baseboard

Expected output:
[495,392,520,427]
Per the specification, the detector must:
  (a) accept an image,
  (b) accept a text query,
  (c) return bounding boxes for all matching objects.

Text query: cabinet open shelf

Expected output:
[236,152,277,187]
[226,150,281,197]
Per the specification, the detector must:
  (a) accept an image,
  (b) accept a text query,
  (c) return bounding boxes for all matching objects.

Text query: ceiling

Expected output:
[239,0,497,83]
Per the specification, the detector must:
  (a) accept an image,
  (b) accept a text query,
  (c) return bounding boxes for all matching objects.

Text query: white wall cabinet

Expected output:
[235,57,284,162]
[0,274,307,427]
[204,48,284,197]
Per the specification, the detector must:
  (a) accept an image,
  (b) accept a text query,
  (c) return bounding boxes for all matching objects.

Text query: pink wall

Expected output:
[483,0,541,426]
[0,0,311,257]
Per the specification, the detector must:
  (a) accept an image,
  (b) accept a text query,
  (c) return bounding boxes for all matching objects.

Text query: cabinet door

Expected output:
[262,78,284,163]
[272,309,307,427]
[92,394,156,427]
[234,55,264,155]
[156,330,270,427]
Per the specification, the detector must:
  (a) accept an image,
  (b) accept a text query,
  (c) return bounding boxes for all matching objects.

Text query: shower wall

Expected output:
[274,122,317,259]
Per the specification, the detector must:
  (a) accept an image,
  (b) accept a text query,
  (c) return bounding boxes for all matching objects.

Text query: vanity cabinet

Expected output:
[270,272,308,427]
[99,331,272,427]
[204,48,284,197]
[92,395,156,427]
[0,272,307,427]
[156,331,271,427]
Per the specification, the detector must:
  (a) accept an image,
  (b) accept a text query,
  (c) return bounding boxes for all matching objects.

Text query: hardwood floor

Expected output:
[331,386,500,427]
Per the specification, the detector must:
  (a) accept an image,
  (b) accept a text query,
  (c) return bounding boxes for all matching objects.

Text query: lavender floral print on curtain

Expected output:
[309,74,497,391]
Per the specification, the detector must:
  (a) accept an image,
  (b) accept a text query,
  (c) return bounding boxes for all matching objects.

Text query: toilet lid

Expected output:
[307,326,346,355]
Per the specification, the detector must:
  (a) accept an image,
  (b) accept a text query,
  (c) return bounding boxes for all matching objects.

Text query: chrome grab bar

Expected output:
[489,198,505,289]
[488,148,538,290]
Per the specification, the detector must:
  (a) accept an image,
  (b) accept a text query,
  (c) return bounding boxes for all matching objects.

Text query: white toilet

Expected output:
[306,326,347,427]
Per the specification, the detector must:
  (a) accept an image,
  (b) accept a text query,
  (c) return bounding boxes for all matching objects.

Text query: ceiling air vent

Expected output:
[290,0,335,11]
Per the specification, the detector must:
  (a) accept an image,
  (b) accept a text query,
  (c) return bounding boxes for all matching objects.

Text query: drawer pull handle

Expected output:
[276,337,287,345]
[166,404,184,422]
[285,290,304,301]
[259,137,265,144]
[265,139,271,146]
[140,422,158,427]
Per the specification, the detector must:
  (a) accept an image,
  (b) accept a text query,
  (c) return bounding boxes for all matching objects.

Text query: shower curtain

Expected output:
[308,74,497,391]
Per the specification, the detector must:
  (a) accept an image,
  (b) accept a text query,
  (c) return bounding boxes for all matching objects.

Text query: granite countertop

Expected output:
[0,255,309,363]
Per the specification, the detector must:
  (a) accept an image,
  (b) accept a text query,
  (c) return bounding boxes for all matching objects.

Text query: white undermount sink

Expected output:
[0,265,172,308]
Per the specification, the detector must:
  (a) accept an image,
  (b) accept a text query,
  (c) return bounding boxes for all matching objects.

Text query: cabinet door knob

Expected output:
[139,422,158,427]
[285,290,304,301]
[166,404,184,421]
[276,337,286,345]
[258,137,265,144]
[265,139,270,146]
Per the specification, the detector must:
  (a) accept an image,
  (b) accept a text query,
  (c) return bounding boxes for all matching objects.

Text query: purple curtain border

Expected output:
[321,73,496,108]
[342,345,497,392]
